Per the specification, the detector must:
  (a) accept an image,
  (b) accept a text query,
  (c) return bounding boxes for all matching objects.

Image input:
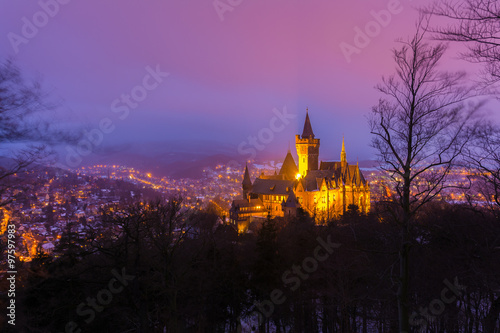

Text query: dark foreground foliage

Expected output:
[1,200,499,332]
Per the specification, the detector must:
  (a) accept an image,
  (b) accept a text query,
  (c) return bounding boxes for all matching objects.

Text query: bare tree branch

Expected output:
[425,0,500,85]
[369,15,479,331]
[0,59,80,207]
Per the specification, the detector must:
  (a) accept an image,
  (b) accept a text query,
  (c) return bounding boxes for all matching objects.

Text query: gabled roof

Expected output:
[300,170,335,191]
[301,111,315,139]
[252,178,294,195]
[279,151,298,180]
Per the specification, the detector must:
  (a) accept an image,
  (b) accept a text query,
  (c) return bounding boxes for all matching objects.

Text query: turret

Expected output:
[242,163,252,199]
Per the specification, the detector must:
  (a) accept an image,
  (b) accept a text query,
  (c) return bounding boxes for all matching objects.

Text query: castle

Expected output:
[229,110,370,228]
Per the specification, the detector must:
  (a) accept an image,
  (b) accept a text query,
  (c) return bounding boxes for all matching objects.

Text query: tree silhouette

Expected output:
[0,59,79,207]
[426,0,500,86]
[463,124,500,216]
[369,16,478,332]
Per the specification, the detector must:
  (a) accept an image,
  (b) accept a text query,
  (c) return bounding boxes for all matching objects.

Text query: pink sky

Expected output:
[0,0,484,162]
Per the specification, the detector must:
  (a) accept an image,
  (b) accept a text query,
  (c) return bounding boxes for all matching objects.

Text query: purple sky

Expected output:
[0,0,485,164]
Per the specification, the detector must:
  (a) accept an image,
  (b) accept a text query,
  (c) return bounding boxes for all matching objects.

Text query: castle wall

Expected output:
[259,194,287,217]
[293,184,370,219]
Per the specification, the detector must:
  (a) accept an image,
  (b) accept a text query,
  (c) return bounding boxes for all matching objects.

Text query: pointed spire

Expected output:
[356,158,361,185]
[242,163,252,199]
[242,163,252,186]
[341,136,347,164]
[301,109,315,139]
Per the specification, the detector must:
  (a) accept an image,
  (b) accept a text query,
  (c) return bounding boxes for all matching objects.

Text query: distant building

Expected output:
[230,110,370,228]
[42,242,55,253]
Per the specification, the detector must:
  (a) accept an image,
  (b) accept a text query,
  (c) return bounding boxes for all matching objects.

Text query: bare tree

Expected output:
[369,16,478,332]
[427,0,500,207]
[0,59,78,207]
[425,0,500,85]
[464,124,500,214]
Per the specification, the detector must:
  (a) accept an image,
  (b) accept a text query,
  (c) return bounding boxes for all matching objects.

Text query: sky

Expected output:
[0,0,486,166]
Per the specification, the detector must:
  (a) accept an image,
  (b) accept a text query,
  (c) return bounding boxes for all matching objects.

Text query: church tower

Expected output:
[296,109,320,177]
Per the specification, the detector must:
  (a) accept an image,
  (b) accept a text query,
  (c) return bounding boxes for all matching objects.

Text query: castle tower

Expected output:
[296,109,320,177]
[242,163,252,199]
[341,136,347,169]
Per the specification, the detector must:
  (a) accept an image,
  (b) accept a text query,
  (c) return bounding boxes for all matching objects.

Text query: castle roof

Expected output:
[300,170,335,191]
[301,110,315,139]
[319,161,342,170]
[279,151,298,180]
[252,178,294,195]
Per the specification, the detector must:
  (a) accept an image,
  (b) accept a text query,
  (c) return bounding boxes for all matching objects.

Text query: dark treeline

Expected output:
[1,198,499,332]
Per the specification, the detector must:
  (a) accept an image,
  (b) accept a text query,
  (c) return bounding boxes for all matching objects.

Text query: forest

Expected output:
[0,199,498,332]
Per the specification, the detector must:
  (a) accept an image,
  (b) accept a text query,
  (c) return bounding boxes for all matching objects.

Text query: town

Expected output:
[0,160,486,264]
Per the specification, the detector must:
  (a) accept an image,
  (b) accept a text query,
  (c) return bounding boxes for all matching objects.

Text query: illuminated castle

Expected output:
[230,110,370,226]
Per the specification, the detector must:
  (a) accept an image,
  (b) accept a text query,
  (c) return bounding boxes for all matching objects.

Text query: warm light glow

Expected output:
[295,173,301,180]
[0,208,10,234]
[147,173,152,178]
[237,223,247,234]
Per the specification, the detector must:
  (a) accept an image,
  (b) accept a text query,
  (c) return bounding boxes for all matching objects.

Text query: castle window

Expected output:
[322,196,326,203]
[303,157,305,163]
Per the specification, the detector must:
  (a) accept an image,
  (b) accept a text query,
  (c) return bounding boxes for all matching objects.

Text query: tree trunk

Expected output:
[484,295,500,333]
[362,306,367,333]
[398,242,410,332]
[398,177,411,333]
